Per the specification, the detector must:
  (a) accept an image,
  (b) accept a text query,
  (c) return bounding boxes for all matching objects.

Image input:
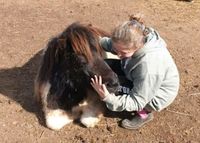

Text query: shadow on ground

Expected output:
[0,50,45,123]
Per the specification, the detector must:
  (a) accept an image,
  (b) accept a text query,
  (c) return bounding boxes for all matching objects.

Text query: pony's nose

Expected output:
[105,76,120,89]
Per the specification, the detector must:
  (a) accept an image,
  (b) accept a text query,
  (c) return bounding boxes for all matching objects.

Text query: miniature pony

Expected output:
[34,23,119,130]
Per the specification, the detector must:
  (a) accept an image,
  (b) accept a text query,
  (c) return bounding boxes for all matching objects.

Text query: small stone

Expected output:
[8,100,11,104]
[184,70,188,74]
[106,126,114,133]
[12,121,18,125]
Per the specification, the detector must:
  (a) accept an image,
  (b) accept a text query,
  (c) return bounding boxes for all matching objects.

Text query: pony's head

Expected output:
[59,22,119,93]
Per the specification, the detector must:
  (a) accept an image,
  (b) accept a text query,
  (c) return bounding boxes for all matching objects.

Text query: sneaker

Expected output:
[121,112,154,130]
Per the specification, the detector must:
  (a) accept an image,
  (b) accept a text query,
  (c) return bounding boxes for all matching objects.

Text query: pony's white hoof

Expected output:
[46,109,73,130]
[80,116,100,128]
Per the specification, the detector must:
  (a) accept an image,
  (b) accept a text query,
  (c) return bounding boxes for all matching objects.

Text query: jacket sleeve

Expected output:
[103,63,163,112]
[99,37,117,55]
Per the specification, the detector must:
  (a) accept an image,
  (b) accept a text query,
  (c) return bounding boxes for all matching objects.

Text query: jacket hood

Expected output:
[133,28,167,58]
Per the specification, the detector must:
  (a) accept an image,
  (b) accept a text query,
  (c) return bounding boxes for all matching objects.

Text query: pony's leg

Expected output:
[80,92,105,128]
[35,81,73,130]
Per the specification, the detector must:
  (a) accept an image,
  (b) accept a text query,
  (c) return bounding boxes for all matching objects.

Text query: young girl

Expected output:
[91,15,180,130]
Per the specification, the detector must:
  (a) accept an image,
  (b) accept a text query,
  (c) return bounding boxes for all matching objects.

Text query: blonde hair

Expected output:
[111,14,146,48]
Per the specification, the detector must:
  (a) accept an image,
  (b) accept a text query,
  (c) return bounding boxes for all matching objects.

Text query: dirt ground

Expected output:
[0,0,200,142]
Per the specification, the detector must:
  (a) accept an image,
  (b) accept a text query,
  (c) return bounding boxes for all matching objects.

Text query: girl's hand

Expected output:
[90,75,110,99]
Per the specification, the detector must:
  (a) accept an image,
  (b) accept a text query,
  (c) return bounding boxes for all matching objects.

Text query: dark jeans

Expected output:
[105,59,133,95]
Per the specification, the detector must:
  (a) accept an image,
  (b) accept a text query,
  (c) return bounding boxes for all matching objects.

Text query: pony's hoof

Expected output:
[80,116,100,128]
[46,109,73,130]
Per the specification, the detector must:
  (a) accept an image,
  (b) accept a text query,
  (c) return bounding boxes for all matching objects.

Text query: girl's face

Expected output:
[112,41,137,59]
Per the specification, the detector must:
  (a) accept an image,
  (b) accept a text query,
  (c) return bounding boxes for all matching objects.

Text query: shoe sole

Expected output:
[121,114,154,130]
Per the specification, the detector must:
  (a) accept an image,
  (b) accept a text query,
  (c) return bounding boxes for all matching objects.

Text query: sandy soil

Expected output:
[0,0,200,142]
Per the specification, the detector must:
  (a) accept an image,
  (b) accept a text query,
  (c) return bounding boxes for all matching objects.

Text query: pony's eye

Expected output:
[105,81,119,88]
[78,55,87,64]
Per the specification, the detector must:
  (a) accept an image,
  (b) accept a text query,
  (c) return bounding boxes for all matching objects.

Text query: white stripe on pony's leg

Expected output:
[46,109,73,130]
[39,82,73,130]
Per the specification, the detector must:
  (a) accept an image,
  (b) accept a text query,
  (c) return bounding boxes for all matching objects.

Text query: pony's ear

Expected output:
[57,39,66,49]
[54,38,66,63]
